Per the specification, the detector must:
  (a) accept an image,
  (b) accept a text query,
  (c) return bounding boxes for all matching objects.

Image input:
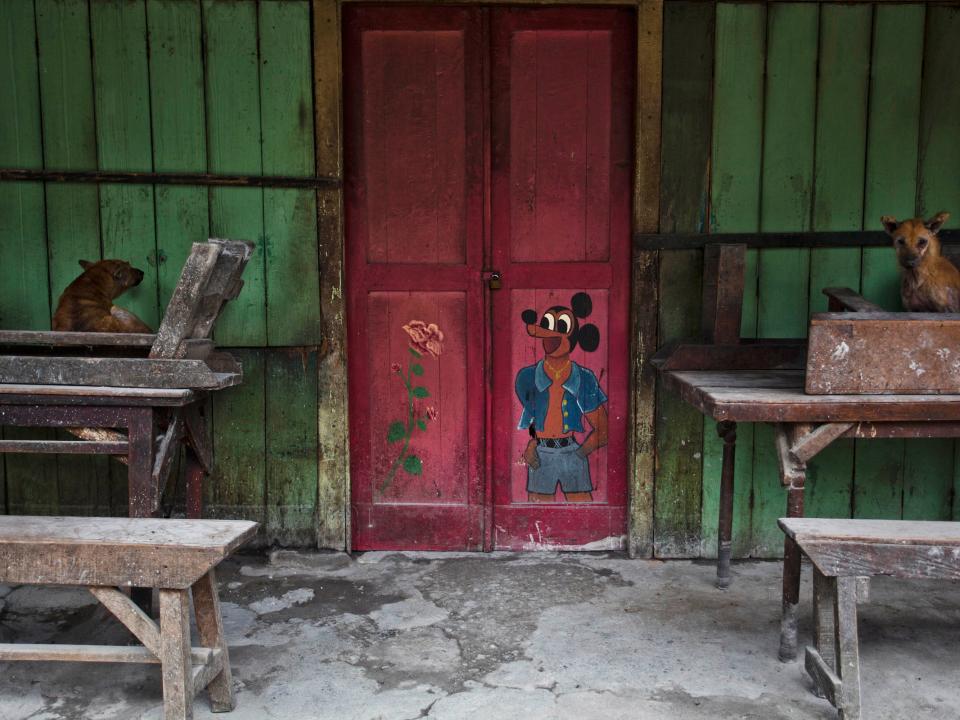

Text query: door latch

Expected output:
[487,272,502,290]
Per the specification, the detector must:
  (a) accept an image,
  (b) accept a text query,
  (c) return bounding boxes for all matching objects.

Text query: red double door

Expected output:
[345,6,634,550]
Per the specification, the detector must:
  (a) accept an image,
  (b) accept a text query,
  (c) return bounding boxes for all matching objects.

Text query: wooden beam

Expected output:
[0,167,339,189]
[635,228,960,250]
[789,423,854,464]
[628,0,663,558]
[823,287,884,313]
[0,439,128,454]
[805,646,841,707]
[0,644,213,665]
[700,244,746,344]
[88,586,161,657]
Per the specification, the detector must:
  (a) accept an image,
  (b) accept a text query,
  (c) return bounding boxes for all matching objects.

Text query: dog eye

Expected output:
[539,314,555,331]
[896,238,906,245]
[557,313,572,334]
[918,238,928,247]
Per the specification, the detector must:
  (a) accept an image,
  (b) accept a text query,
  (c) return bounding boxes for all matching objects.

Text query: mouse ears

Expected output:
[578,323,600,352]
[571,292,592,318]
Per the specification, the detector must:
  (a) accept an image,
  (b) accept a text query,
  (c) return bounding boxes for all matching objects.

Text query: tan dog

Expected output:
[882,212,960,312]
[52,259,152,333]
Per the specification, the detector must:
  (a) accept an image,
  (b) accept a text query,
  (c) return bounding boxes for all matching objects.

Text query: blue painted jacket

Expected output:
[515,360,607,433]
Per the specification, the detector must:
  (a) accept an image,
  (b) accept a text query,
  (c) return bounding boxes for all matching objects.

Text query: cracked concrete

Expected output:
[0,553,958,719]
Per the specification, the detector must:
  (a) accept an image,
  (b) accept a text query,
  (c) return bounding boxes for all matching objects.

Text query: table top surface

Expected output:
[663,369,960,423]
[0,516,258,552]
[780,517,960,546]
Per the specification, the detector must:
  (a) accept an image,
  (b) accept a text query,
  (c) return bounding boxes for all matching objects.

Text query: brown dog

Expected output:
[52,259,152,333]
[882,212,960,313]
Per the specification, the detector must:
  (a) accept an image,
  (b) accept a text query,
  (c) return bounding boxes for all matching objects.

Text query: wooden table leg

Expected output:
[159,589,194,720]
[833,576,862,720]
[192,569,235,712]
[779,467,807,662]
[128,408,157,612]
[716,421,737,589]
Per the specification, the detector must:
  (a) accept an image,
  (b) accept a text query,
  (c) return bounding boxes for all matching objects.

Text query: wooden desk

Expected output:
[0,383,211,520]
[0,516,258,720]
[661,369,960,661]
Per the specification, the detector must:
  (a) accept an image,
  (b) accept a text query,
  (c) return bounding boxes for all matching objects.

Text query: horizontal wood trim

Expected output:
[635,229,960,250]
[0,643,214,665]
[0,168,340,189]
[0,439,128,454]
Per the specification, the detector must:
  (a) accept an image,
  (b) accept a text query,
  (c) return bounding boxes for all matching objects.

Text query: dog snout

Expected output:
[901,256,920,269]
[132,268,145,284]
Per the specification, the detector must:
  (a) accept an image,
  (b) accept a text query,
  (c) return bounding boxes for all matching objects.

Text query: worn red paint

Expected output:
[345,6,634,550]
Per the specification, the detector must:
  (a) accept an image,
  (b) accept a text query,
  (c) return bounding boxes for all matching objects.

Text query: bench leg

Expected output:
[160,589,194,720]
[192,569,235,712]
[779,476,806,662]
[834,576,862,720]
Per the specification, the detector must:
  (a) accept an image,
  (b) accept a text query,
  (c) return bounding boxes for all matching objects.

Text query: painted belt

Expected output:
[536,437,575,449]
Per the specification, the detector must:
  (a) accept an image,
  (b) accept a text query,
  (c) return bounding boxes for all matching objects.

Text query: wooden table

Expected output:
[0,516,258,720]
[661,368,960,662]
[0,383,211,519]
[780,518,960,720]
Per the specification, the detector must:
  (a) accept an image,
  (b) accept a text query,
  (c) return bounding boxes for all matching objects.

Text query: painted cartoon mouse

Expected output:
[514,292,609,503]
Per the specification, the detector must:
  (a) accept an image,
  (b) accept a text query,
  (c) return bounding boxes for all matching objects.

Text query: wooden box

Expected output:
[805,312,960,394]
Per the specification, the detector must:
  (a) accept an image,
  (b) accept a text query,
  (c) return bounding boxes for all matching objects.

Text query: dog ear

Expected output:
[78,259,93,270]
[880,216,899,236]
[521,309,537,325]
[571,292,592,319]
[925,212,950,234]
[578,323,600,352]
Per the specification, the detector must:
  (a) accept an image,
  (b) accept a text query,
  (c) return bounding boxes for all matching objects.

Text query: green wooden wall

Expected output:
[656,1,960,559]
[3,0,959,553]
[0,0,321,546]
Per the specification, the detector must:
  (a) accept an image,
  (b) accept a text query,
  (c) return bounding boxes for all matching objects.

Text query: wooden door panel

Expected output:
[345,6,485,550]
[491,8,634,550]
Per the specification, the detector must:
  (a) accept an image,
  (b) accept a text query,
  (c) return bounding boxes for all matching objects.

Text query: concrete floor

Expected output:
[0,552,958,720]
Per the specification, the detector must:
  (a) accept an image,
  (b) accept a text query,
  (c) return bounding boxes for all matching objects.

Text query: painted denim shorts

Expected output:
[527,442,592,494]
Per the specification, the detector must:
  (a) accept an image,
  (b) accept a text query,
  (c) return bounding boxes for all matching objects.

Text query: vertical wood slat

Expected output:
[906,4,960,522]
[260,0,321,347]
[313,0,348,550]
[654,0,712,559]
[704,2,765,558]
[147,0,209,313]
[91,0,160,330]
[628,0,662,558]
[204,0,266,347]
[855,4,926,522]
[265,348,319,546]
[752,2,819,559]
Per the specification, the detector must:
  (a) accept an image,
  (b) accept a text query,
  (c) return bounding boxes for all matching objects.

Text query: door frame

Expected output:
[311,0,664,555]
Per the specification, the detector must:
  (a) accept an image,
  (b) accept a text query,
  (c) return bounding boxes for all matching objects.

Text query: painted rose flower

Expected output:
[403,320,444,358]
[425,406,439,421]
[391,362,402,373]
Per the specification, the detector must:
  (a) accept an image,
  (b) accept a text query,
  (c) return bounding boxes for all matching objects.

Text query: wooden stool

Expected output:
[780,517,960,720]
[0,516,257,720]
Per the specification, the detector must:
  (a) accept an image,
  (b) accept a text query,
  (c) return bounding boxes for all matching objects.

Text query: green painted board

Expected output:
[803,4,871,526]
[808,4,871,314]
[862,4,925,310]
[0,0,50,332]
[855,4,925,522]
[707,2,765,557]
[91,0,160,329]
[752,3,818,558]
[204,0,267,346]
[259,1,321,347]
[4,428,59,516]
[36,0,102,312]
[655,1,713,558]
[209,349,266,525]
[908,6,960,524]
[266,348,319,546]
[147,0,209,310]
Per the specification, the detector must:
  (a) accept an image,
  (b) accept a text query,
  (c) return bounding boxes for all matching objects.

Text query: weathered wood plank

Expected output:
[150,243,221,359]
[36,0,101,316]
[700,245,745,345]
[89,586,161,656]
[0,0,49,332]
[147,0,210,314]
[159,588,194,720]
[653,0,712,559]
[706,2,765,558]
[208,349,266,529]
[265,348,319,546]
[822,287,882,314]
[0,356,240,390]
[203,0,266,346]
[260,0,321,347]
[0,439,127,454]
[0,644,212,665]
[805,646,840,707]
[90,0,160,329]
[191,569,234,711]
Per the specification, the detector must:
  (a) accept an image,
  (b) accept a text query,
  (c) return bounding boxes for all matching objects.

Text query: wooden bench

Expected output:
[779,517,960,720]
[0,516,257,720]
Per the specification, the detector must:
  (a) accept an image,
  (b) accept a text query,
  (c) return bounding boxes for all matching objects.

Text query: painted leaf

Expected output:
[417,420,427,431]
[412,386,430,398]
[387,421,406,443]
[408,347,421,358]
[403,455,423,475]
[411,363,424,376]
